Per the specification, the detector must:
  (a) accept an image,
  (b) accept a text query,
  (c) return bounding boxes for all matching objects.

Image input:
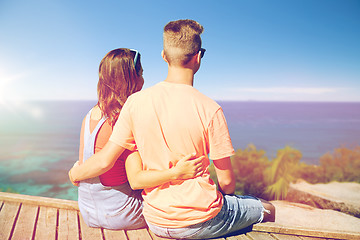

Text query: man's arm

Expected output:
[125,152,205,190]
[69,141,125,186]
[213,156,236,195]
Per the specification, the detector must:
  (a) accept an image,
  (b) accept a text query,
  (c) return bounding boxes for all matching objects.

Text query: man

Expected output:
[69,19,275,239]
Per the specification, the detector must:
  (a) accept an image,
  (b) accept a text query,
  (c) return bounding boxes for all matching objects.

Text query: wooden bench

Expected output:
[1,192,359,240]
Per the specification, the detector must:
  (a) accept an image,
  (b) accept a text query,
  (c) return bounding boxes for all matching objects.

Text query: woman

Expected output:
[76,48,203,230]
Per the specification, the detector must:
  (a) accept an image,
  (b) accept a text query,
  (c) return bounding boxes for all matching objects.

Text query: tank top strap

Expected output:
[84,109,92,139]
[84,108,108,136]
[91,116,107,137]
[83,108,108,163]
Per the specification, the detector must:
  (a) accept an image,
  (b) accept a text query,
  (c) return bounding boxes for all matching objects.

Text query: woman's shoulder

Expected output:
[90,105,103,121]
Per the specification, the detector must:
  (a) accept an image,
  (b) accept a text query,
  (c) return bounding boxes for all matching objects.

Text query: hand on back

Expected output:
[174,153,206,180]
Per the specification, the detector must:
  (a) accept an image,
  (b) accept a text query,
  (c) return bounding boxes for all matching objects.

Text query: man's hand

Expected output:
[173,153,206,180]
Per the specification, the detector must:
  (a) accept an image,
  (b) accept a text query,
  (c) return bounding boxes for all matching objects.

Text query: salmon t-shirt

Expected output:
[109,81,235,228]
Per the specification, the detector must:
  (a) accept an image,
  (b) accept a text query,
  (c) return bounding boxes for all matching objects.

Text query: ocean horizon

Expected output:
[1,100,359,200]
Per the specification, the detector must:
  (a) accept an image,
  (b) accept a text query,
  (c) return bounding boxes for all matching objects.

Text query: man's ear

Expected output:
[196,50,202,64]
[161,50,168,63]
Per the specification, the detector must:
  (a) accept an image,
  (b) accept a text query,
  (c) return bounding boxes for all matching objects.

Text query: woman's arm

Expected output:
[69,141,125,186]
[125,152,205,190]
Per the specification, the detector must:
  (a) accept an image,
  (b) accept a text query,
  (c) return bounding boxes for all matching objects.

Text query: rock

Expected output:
[269,200,360,234]
[286,179,360,218]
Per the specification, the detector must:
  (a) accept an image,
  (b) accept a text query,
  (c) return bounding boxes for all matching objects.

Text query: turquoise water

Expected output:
[0,101,95,200]
[0,101,359,200]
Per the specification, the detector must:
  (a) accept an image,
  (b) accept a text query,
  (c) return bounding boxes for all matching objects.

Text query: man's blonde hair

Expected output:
[163,19,204,66]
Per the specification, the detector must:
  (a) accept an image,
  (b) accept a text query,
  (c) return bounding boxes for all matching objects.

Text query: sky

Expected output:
[0,0,359,102]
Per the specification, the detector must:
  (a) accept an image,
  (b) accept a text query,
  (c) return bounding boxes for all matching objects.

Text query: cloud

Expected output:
[234,87,339,95]
[208,86,357,102]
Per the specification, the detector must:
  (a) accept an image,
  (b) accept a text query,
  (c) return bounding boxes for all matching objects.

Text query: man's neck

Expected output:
[164,65,194,86]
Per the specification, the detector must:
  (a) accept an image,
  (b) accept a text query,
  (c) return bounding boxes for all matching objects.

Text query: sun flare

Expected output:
[0,72,28,107]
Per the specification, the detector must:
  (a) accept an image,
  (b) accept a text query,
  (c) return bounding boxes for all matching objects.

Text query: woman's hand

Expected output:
[69,161,80,187]
[173,153,206,180]
[125,152,206,190]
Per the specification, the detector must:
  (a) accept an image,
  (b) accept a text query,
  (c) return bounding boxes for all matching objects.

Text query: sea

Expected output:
[0,101,359,200]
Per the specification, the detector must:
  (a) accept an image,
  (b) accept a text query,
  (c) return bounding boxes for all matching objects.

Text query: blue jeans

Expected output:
[148,195,265,239]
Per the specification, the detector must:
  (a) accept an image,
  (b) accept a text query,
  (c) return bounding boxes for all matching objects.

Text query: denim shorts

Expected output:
[78,180,146,230]
[148,195,265,239]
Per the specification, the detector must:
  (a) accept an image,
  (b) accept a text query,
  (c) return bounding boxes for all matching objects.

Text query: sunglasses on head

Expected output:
[130,49,140,67]
[199,48,206,58]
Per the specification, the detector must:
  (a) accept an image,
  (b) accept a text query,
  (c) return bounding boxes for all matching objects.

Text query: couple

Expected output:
[69,19,275,239]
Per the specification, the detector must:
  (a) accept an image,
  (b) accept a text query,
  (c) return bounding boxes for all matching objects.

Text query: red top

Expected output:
[79,115,129,186]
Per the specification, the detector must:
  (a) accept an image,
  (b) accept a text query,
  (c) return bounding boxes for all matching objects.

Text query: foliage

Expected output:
[209,144,360,201]
[319,146,360,182]
[231,144,270,198]
[209,144,271,199]
[293,146,360,183]
[292,162,322,184]
[0,187,19,194]
[264,146,302,200]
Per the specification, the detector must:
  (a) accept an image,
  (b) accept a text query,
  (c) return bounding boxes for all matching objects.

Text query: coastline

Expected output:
[1,100,359,200]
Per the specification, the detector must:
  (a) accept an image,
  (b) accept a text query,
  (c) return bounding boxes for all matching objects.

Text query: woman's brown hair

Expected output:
[97,48,143,127]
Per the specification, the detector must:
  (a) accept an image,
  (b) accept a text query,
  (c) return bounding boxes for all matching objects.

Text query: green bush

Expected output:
[0,187,19,194]
[209,144,360,201]
[319,146,360,182]
[264,146,301,200]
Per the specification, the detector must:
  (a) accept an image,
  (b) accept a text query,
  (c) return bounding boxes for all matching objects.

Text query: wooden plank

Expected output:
[78,211,103,240]
[226,234,252,240]
[34,206,58,239]
[272,233,302,240]
[247,231,276,239]
[0,192,79,211]
[0,201,20,240]
[12,204,38,240]
[150,228,226,240]
[126,228,153,240]
[253,223,360,240]
[149,230,176,240]
[3,192,360,240]
[149,229,227,240]
[298,236,326,240]
[58,208,80,240]
[103,229,128,240]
